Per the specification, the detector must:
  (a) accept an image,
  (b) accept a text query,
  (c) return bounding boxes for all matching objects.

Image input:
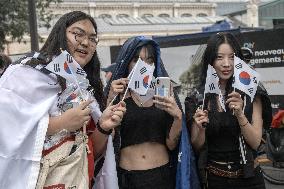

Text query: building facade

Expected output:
[4,0,263,55]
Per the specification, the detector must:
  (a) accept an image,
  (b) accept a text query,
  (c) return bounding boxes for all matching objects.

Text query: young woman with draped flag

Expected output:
[105,36,200,189]
[191,32,272,189]
[0,11,126,189]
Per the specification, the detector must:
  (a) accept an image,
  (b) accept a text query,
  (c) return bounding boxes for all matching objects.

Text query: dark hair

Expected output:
[126,43,157,77]
[0,53,12,76]
[40,11,105,110]
[200,32,243,111]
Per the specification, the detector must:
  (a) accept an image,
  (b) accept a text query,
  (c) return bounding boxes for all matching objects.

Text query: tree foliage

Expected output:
[179,62,202,95]
[0,0,62,51]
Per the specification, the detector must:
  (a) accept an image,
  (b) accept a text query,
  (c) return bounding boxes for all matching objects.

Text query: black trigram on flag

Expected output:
[140,67,147,75]
[135,81,140,89]
[248,88,254,94]
[235,62,242,69]
[149,81,155,89]
[76,68,85,76]
[66,54,73,63]
[252,76,257,84]
[212,73,218,78]
[54,63,60,72]
[209,83,215,91]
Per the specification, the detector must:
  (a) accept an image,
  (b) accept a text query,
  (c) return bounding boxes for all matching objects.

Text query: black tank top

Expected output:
[207,111,241,162]
[120,97,173,149]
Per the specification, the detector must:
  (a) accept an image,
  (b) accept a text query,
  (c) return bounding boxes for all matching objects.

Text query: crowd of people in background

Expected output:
[0,10,282,189]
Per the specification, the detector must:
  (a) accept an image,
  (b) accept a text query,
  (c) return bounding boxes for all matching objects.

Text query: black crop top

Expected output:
[120,97,174,149]
[207,111,241,162]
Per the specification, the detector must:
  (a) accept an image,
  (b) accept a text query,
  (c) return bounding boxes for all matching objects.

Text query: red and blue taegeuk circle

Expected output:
[143,75,149,88]
[238,71,251,85]
[64,62,72,74]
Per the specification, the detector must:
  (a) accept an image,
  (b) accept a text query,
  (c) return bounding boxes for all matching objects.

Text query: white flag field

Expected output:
[127,58,155,95]
[232,55,260,102]
[204,65,220,95]
[204,65,226,111]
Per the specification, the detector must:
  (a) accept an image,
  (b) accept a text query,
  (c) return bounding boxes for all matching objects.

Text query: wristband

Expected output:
[97,122,112,135]
[240,120,249,127]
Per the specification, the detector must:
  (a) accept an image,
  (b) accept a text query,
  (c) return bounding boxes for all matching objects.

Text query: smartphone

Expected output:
[155,77,171,97]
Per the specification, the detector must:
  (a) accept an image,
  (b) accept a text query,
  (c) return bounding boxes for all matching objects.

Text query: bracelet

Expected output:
[240,120,249,127]
[97,122,112,135]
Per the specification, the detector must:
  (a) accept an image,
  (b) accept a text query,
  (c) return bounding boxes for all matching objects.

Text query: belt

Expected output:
[207,164,243,178]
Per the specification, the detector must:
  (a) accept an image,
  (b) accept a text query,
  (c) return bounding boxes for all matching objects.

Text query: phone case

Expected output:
[155,77,171,97]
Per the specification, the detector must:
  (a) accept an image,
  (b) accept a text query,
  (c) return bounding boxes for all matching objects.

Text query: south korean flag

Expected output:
[232,55,260,102]
[204,65,226,111]
[45,50,87,83]
[128,58,155,95]
[204,65,220,95]
[135,77,156,104]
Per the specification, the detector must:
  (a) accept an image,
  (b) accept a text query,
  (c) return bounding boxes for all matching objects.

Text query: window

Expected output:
[181,13,192,17]
[98,14,112,19]
[158,13,170,18]
[197,13,207,17]
[117,14,129,18]
[142,14,154,18]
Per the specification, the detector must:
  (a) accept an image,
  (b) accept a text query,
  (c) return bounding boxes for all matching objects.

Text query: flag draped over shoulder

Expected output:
[127,58,155,95]
[176,117,200,189]
[0,55,60,189]
[232,55,260,102]
[94,135,119,189]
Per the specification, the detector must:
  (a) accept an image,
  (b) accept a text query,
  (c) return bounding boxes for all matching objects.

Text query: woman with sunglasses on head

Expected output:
[0,11,126,189]
[105,36,183,189]
[191,32,271,189]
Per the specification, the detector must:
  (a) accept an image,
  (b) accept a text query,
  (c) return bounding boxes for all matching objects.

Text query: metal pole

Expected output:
[28,0,39,51]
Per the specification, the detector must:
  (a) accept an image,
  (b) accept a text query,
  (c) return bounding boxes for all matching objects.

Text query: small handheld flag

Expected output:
[203,65,226,111]
[45,50,102,122]
[232,55,260,102]
[127,58,155,95]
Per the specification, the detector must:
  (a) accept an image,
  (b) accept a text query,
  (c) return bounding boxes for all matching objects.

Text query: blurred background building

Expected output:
[5,0,274,57]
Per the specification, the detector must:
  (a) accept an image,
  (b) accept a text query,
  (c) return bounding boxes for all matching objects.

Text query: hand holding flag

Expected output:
[45,50,102,123]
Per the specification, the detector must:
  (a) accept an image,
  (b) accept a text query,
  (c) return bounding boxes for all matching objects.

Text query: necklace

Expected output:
[130,92,144,107]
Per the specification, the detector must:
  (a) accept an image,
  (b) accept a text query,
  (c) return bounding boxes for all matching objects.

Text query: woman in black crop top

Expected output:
[191,33,272,189]
[105,36,183,189]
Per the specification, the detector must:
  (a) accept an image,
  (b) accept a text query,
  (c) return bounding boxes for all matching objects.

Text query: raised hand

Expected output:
[226,91,244,116]
[99,101,127,131]
[193,108,209,129]
[153,95,182,120]
[48,100,93,135]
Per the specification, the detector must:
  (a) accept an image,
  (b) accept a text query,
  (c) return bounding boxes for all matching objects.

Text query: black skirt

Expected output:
[117,163,174,189]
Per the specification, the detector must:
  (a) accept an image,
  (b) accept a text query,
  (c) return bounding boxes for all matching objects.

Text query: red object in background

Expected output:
[271,110,284,128]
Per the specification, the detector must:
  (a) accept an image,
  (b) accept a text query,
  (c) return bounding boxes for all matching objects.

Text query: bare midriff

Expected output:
[119,142,169,170]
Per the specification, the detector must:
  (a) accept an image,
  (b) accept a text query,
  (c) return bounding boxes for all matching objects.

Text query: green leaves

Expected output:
[0,0,62,51]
